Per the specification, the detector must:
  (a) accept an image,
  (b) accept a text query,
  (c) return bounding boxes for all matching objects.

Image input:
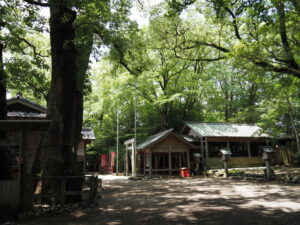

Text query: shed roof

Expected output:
[137,129,174,150]
[6,96,95,141]
[183,122,269,138]
[7,96,46,113]
[137,128,196,150]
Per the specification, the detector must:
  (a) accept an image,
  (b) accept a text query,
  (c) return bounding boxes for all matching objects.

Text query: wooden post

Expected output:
[247,142,251,158]
[131,144,136,177]
[125,149,129,176]
[143,153,146,176]
[205,137,209,168]
[169,148,172,174]
[200,137,205,169]
[179,153,182,168]
[149,151,152,176]
[89,175,98,203]
[266,160,272,180]
[187,151,190,169]
[224,161,229,179]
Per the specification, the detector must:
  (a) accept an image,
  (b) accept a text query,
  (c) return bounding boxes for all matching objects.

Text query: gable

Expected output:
[7,102,42,113]
[7,97,46,114]
[152,134,190,149]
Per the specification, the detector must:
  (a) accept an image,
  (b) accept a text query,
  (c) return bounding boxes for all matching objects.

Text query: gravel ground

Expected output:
[6,175,300,225]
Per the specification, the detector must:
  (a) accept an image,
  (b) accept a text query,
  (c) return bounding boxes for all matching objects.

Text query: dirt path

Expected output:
[12,176,300,225]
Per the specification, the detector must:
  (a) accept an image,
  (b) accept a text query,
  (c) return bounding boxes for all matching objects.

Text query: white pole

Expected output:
[116,110,119,175]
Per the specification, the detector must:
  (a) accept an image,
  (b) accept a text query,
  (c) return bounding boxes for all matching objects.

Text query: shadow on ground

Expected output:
[15,177,300,225]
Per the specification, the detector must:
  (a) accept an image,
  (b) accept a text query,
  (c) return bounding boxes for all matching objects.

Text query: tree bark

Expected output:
[41,1,79,200]
[0,42,6,121]
[0,42,6,140]
[286,94,300,154]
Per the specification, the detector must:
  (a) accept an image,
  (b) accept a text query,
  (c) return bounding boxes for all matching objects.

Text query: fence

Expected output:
[31,173,101,205]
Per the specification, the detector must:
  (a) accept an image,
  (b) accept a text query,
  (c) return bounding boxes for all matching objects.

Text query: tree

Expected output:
[167,0,300,79]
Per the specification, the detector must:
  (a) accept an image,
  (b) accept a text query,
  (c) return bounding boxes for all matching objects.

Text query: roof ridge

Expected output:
[184,121,257,126]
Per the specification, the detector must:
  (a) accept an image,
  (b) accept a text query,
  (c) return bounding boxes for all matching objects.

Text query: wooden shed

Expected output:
[6,95,95,167]
[135,129,196,175]
[0,120,51,214]
[181,122,271,169]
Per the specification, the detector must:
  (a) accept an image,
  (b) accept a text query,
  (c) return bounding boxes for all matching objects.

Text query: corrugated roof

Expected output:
[81,127,95,140]
[184,122,269,138]
[137,128,174,150]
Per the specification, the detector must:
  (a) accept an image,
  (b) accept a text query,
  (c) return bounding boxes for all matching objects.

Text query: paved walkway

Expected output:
[15,176,300,225]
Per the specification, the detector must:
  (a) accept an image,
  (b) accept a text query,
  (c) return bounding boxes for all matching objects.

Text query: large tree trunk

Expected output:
[41,1,79,201]
[0,42,6,140]
[0,42,6,121]
[286,94,300,154]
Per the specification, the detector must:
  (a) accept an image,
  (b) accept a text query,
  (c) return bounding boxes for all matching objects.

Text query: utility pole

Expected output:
[132,95,137,177]
[116,109,119,175]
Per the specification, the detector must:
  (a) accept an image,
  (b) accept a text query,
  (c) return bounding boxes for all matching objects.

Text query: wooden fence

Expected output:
[31,173,101,205]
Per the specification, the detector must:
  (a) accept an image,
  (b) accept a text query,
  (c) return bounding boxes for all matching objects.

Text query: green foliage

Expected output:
[3,0,300,159]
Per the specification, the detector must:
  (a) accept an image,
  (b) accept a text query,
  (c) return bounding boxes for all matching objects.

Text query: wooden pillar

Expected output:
[179,153,182,168]
[205,137,209,168]
[168,147,172,175]
[125,149,129,176]
[200,136,205,169]
[227,141,230,149]
[143,153,146,175]
[137,154,140,176]
[131,144,136,177]
[187,151,190,169]
[247,142,251,158]
[149,151,152,176]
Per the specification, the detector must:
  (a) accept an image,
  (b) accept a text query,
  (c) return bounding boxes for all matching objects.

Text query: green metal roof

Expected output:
[137,128,174,150]
[184,122,269,138]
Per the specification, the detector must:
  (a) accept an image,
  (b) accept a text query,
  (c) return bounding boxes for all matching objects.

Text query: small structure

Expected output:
[78,128,95,172]
[6,95,95,169]
[181,122,272,169]
[131,129,196,176]
[0,96,95,215]
[99,152,116,174]
[124,138,136,176]
[260,146,276,180]
[219,149,232,178]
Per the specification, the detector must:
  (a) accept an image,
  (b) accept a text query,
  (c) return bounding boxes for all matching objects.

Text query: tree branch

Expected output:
[275,2,299,70]
[224,6,242,40]
[17,36,49,58]
[254,61,300,79]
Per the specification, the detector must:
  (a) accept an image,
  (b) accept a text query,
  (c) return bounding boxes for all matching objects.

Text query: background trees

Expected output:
[1,0,299,171]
